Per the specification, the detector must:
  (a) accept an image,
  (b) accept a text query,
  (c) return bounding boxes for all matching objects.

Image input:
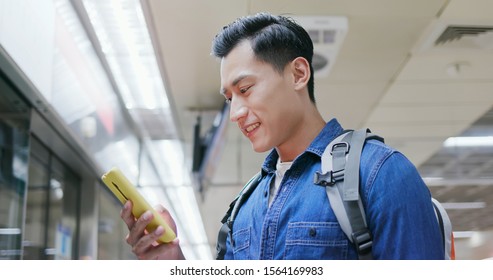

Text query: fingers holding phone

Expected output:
[121,200,185,260]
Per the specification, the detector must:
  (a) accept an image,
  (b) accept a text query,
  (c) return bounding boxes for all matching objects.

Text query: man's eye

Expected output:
[240,86,251,94]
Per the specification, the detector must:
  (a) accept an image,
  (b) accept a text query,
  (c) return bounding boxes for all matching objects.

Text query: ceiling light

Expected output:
[453,231,474,239]
[444,136,493,147]
[82,0,169,110]
[441,202,486,210]
[424,177,493,187]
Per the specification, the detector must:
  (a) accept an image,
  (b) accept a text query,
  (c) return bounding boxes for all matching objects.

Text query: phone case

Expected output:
[101,167,176,243]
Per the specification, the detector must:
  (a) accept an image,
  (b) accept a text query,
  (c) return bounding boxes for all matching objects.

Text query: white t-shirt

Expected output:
[269,158,293,207]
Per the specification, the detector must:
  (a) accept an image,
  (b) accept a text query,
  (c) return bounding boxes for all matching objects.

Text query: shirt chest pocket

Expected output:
[232,227,252,259]
[284,222,349,259]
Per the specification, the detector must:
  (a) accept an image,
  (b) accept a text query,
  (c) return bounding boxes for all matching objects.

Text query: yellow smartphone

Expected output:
[101,167,176,243]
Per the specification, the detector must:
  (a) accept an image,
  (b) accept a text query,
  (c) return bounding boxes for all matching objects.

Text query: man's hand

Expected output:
[121,201,185,260]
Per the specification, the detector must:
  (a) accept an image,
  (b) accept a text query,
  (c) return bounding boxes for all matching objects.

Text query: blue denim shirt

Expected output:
[224,118,444,260]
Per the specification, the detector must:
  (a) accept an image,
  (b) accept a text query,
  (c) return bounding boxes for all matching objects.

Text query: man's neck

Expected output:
[276,112,326,162]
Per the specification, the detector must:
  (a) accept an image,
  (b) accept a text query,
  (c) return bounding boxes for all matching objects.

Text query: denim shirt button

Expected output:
[309,227,317,237]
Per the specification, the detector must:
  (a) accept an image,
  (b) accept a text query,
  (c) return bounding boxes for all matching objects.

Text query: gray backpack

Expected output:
[216,128,454,260]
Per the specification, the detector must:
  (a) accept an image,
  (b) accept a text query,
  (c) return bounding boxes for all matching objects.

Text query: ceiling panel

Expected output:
[379,83,493,105]
[440,0,493,21]
[367,104,487,123]
[250,0,447,18]
[315,83,388,128]
[398,52,493,81]
[371,123,471,139]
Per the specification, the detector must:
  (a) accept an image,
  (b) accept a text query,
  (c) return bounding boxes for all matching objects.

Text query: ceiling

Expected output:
[141,0,493,259]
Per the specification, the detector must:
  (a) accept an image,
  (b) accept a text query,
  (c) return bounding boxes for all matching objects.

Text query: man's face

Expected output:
[220,41,305,153]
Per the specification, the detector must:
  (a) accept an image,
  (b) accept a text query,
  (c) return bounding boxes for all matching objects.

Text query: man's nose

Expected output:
[230,101,248,122]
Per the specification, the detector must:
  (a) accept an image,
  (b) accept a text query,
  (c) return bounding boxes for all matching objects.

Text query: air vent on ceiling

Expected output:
[435,25,493,45]
[291,16,348,78]
[414,21,493,54]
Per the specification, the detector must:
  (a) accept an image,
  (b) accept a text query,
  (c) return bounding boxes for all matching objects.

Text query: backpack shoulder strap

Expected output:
[314,128,384,260]
[432,198,455,260]
[215,171,262,260]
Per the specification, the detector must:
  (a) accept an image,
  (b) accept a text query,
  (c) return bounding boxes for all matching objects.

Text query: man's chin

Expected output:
[251,143,272,153]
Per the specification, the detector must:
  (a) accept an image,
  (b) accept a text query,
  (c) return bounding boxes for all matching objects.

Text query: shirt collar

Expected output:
[260,118,344,174]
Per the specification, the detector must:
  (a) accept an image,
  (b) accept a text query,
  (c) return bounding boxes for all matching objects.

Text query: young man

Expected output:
[120,12,444,260]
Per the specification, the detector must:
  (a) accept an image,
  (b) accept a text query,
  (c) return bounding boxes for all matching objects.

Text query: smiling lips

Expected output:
[244,123,260,136]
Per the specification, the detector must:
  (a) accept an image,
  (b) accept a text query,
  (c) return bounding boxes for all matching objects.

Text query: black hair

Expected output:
[212,12,315,103]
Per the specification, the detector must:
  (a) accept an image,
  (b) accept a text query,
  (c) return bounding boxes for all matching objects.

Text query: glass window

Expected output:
[23,153,50,259]
[0,73,30,260]
[23,137,81,260]
[50,156,80,260]
[97,188,135,260]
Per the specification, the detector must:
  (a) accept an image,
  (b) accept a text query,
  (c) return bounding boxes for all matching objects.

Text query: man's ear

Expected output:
[290,57,310,91]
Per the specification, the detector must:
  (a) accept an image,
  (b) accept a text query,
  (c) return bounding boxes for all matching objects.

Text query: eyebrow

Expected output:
[220,74,250,96]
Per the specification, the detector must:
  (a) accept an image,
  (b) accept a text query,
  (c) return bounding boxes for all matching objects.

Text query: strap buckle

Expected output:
[331,141,350,155]
[313,168,344,186]
[352,229,373,256]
